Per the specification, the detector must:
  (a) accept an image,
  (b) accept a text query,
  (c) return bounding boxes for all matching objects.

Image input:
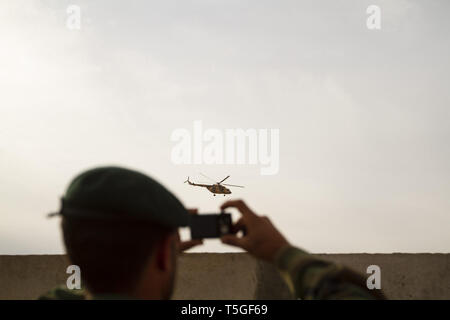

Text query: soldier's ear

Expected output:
[155,233,175,271]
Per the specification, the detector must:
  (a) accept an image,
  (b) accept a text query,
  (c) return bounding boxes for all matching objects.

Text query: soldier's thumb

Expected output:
[221,234,247,249]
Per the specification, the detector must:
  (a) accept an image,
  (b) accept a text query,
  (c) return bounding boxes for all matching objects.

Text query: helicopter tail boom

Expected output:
[185,177,209,188]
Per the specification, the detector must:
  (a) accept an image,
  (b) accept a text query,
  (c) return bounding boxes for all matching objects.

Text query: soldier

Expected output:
[40,166,384,300]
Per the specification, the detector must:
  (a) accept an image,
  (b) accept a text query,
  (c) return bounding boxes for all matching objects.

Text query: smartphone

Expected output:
[189,213,232,239]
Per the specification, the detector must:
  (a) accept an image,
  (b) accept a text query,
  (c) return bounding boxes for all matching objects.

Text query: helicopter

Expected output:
[184,173,244,196]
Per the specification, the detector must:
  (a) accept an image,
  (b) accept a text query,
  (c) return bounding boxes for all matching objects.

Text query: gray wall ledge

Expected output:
[0,253,449,300]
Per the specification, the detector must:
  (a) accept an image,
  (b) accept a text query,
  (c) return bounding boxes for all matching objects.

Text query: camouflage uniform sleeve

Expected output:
[38,286,87,300]
[274,246,385,300]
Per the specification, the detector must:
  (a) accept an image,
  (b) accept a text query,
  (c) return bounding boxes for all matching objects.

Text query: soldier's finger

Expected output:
[179,239,203,252]
[220,200,257,220]
[220,234,248,250]
[231,217,246,234]
[187,208,198,215]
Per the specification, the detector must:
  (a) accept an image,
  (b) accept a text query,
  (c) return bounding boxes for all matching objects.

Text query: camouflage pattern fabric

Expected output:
[38,286,134,300]
[275,246,385,300]
[38,286,86,300]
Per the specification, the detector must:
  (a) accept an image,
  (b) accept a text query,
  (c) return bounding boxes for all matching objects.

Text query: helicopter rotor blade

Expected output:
[199,172,216,183]
[222,183,244,188]
[218,175,230,184]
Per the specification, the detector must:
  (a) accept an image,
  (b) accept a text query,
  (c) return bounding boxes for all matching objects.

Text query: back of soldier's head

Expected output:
[56,166,189,295]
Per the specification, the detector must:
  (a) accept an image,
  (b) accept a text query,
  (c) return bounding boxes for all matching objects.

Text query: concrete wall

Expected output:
[0,253,449,300]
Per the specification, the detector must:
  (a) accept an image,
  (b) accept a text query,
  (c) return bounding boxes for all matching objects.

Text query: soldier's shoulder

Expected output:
[38,286,87,300]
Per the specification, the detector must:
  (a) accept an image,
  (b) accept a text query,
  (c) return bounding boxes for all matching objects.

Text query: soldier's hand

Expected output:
[220,200,289,262]
[178,208,203,252]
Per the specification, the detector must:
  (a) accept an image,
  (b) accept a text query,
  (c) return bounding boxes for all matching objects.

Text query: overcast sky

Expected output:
[1,0,449,254]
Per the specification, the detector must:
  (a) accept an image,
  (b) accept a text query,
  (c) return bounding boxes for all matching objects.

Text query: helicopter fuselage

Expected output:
[185,176,241,196]
[207,184,231,194]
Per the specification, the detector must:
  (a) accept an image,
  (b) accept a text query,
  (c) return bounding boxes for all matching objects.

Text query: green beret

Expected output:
[55,166,188,228]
